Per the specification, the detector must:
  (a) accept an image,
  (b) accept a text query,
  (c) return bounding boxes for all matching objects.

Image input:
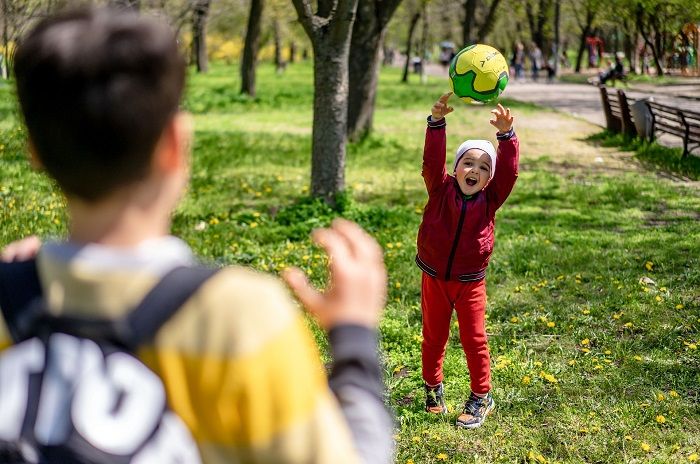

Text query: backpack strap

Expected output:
[117,265,219,349]
[0,258,42,341]
[4,265,219,349]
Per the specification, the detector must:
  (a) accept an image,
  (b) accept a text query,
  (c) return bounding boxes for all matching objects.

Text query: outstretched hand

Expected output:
[1,235,41,262]
[489,103,514,133]
[431,92,454,121]
[283,219,387,330]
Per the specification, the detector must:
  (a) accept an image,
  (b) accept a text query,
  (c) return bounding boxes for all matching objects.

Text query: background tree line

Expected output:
[1,0,699,202]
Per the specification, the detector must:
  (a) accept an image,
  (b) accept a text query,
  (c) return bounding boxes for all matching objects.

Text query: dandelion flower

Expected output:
[581,338,590,346]
[633,355,643,361]
[436,453,448,461]
[511,317,519,323]
[522,375,531,384]
[655,415,666,424]
[688,453,698,462]
[406,460,415,464]
[657,393,665,401]
[568,360,576,366]
[645,261,653,271]
[676,304,684,310]
[669,390,679,398]
[640,442,651,452]
[547,321,555,328]
[624,435,633,441]
[411,436,420,443]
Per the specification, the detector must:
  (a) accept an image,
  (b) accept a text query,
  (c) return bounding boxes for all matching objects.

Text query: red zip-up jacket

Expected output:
[415,116,519,282]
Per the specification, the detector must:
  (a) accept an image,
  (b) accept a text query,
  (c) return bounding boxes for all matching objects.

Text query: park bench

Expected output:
[598,85,636,136]
[643,101,700,158]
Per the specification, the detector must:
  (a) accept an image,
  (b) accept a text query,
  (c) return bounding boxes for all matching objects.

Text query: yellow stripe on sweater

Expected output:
[138,316,331,446]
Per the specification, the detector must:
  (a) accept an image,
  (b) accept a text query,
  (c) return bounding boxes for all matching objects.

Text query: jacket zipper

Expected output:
[445,195,468,280]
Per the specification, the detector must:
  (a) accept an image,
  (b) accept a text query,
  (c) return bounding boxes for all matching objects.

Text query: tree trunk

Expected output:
[553,0,560,76]
[636,5,663,77]
[401,12,420,83]
[2,0,8,79]
[191,0,210,73]
[574,25,590,73]
[289,41,296,63]
[476,0,503,43]
[273,19,284,73]
[310,46,348,199]
[292,0,359,203]
[462,0,477,46]
[241,0,264,96]
[347,0,402,140]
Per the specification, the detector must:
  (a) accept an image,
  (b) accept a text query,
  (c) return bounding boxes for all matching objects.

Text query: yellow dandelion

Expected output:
[522,375,531,385]
[436,453,448,461]
[413,335,423,343]
[645,261,653,271]
[406,460,415,464]
[547,321,556,328]
[624,435,633,441]
[657,393,665,401]
[624,322,633,328]
[676,304,684,309]
[249,222,258,228]
[386,243,394,249]
[411,436,420,443]
[604,350,612,355]
[582,309,591,315]
[395,282,401,289]
[688,453,698,462]
[581,348,591,354]
[688,343,698,350]
[534,361,543,367]
[511,317,519,323]
[655,296,662,302]
[594,364,603,370]
[670,390,679,398]
[581,338,590,346]
[633,355,643,361]
[568,360,576,366]
[640,442,651,452]
[655,415,666,424]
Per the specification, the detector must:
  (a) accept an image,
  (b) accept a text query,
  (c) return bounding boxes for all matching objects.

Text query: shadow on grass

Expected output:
[583,130,700,181]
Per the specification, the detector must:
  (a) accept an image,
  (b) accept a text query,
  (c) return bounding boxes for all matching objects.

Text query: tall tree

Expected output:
[241,0,264,96]
[401,11,421,82]
[191,0,211,73]
[568,0,599,73]
[525,0,553,50]
[462,0,503,46]
[346,0,403,140]
[292,0,359,202]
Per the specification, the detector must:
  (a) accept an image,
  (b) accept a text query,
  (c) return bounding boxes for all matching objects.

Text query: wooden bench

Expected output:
[598,85,636,136]
[643,101,700,158]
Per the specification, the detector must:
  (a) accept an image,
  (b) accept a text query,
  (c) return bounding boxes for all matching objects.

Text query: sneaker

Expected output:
[424,383,447,414]
[455,392,495,429]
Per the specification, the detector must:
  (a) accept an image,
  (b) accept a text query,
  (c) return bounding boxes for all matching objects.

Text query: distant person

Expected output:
[416,93,519,428]
[590,54,625,85]
[0,7,393,463]
[511,41,525,81]
[529,43,543,81]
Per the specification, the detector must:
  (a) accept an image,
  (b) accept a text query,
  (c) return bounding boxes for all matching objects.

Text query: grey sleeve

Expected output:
[328,325,395,464]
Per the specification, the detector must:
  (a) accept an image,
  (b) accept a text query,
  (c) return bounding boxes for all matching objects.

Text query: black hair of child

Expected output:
[14,7,186,202]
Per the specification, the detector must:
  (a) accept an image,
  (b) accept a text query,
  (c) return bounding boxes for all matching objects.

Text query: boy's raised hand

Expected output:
[283,219,387,330]
[431,92,454,121]
[489,103,514,133]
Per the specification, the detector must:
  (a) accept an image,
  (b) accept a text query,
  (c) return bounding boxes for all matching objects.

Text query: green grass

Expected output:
[1,62,699,463]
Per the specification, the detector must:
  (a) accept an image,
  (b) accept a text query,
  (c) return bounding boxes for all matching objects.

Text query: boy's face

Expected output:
[454,149,492,195]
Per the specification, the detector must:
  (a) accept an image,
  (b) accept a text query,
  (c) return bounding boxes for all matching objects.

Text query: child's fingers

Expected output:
[282,267,324,318]
[506,107,512,120]
[446,106,454,114]
[438,92,453,103]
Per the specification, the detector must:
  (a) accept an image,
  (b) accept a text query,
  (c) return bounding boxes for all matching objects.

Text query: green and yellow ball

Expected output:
[449,44,509,104]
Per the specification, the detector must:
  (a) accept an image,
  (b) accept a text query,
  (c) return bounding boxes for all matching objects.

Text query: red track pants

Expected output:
[421,273,491,394]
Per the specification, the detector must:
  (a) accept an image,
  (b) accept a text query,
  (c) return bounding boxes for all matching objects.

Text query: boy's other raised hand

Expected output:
[431,92,454,121]
[283,219,387,330]
[489,103,514,133]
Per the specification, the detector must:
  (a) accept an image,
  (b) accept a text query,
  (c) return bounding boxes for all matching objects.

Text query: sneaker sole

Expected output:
[455,403,495,429]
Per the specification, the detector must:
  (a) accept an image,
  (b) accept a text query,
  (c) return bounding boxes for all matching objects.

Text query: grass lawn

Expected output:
[1,62,699,463]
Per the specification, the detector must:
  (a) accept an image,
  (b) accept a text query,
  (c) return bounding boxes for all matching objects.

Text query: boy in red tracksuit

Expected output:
[416,92,519,429]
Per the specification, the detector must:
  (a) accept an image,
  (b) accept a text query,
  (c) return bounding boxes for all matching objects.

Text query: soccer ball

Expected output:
[449,44,509,104]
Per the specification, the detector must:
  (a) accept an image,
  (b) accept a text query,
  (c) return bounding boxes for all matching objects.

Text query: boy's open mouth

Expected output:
[465,178,477,186]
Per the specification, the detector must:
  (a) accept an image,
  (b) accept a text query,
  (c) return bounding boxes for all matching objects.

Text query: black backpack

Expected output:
[0,259,217,463]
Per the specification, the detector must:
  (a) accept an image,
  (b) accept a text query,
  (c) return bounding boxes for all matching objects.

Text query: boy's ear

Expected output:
[26,138,44,170]
[154,111,193,173]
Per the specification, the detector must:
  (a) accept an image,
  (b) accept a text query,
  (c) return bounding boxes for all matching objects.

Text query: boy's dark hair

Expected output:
[14,7,185,201]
